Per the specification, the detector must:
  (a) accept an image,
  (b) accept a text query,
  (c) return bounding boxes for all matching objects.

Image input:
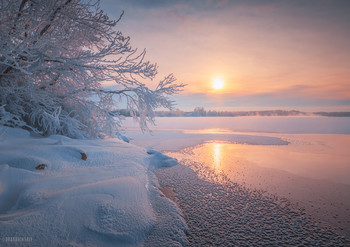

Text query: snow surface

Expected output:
[0,126,187,246]
[156,163,349,246]
[122,116,350,152]
[124,129,288,153]
[124,116,350,135]
[2,116,350,246]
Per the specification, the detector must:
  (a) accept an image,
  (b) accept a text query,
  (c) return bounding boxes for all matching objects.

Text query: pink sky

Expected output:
[101,0,350,111]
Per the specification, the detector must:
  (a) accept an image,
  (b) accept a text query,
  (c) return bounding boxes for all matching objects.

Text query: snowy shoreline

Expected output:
[0,126,188,246]
[1,122,350,246]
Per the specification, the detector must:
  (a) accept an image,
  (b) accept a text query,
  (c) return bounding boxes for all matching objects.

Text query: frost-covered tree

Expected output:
[192,107,206,116]
[0,0,183,138]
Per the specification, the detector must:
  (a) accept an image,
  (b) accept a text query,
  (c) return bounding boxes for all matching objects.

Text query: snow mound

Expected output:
[0,126,188,246]
[147,148,178,169]
[116,132,132,143]
[8,156,50,171]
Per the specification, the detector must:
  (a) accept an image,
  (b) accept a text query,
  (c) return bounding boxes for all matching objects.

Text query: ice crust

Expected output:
[156,162,349,246]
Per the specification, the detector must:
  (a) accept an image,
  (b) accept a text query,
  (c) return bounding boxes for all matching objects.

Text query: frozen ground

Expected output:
[0,126,187,246]
[157,163,349,246]
[164,140,350,242]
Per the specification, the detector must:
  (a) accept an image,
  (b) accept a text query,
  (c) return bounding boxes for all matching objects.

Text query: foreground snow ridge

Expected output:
[0,127,187,247]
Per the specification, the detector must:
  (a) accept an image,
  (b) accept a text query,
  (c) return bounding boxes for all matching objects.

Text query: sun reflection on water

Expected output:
[166,136,350,236]
[213,143,222,171]
[175,135,350,187]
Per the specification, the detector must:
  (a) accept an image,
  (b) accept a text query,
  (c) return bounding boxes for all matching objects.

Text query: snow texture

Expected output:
[147,148,179,169]
[156,162,349,246]
[0,126,187,246]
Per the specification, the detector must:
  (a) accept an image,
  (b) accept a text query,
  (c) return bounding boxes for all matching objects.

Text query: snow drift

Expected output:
[0,126,188,246]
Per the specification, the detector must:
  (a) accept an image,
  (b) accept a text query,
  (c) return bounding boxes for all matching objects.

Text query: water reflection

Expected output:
[213,143,222,171]
[167,136,350,236]
[188,135,350,186]
[188,141,242,179]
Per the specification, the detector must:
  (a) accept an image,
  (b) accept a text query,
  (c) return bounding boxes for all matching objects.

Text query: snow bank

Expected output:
[0,126,187,246]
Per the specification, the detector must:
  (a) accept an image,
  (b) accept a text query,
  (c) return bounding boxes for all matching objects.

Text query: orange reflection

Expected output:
[213,143,222,171]
[173,135,350,186]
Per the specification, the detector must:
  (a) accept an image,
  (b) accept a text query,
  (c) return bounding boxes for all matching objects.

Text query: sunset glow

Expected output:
[212,78,225,90]
[3,1,350,246]
[101,0,350,111]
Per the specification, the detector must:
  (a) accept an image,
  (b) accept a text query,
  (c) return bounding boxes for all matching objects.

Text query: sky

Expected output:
[100,0,350,111]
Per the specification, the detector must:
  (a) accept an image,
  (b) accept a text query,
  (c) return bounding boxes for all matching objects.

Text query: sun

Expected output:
[212,78,225,90]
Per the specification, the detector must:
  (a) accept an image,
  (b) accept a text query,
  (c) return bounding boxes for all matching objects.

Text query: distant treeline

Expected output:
[156,108,308,117]
[112,108,350,117]
[313,112,350,117]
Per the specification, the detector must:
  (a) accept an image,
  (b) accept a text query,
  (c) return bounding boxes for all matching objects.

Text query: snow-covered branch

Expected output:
[0,0,184,138]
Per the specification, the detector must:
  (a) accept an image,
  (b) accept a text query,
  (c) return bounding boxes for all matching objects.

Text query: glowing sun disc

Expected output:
[212,78,224,90]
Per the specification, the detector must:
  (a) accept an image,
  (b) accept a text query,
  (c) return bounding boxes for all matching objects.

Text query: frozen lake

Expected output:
[125,116,350,239]
[124,116,350,134]
[125,116,350,185]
